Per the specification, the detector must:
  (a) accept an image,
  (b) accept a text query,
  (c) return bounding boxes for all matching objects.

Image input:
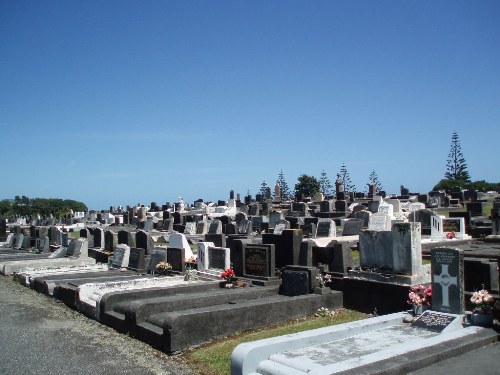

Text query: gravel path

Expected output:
[0,275,194,375]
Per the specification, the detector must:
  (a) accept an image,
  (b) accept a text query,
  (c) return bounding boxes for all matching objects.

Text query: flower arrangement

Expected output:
[315,273,332,288]
[155,261,172,276]
[408,284,432,307]
[446,232,456,239]
[470,286,495,314]
[220,268,236,284]
[315,307,338,318]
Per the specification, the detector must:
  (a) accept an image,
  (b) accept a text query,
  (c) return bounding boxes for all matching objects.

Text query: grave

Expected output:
[262,229,303,269]
[110,244,131,269]
[147,249,168,274]
[367,212,392,231]
[315,219,336,238]
[431,247,465,314]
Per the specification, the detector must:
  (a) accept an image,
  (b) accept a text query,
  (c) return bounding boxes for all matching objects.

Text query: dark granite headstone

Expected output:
[65,240,78,257]
[411,311,456,333]
[431,247,464,314]
[262,229,303,268]
[312,242,353,274]
[442,218,462,233]
[167,248,185,272]
[342,219,363,236]
[147,249,168,273]
[127,247,146,272]
[111,245,130,268]
[208,220,222,235]
[316,220,335,237]
[48,246,68,258]
[243,244,275,278]
[135,230,154,255]
[281,270,309,296]
[104,230,118,252]
[208,247,227,270]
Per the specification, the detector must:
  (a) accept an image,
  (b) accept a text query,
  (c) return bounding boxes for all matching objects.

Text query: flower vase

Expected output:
[413,304,430,315]
[471,313,493,327]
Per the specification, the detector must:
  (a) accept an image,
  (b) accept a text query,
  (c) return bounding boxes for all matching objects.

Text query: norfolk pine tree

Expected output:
[445,132,471,182]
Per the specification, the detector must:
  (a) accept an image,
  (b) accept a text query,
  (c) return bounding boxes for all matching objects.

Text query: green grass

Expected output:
[183,309,367,375]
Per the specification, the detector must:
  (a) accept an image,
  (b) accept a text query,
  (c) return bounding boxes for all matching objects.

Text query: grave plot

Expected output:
[231,311,496,375]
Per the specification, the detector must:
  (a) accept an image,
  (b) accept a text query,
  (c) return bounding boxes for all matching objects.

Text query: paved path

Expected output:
[0,275,193,375]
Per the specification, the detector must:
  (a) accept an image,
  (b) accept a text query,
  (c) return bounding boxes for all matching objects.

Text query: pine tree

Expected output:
[259,181,269,197]
[276,170,292,201]
[319,170,333,196]
[338,163,356,193]
[445,132,471,181]
[367,169,383,193]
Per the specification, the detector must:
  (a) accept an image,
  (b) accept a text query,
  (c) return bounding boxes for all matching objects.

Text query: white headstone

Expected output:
[197,242,214,271]
[168,233,194,260]
[368,213,392,231]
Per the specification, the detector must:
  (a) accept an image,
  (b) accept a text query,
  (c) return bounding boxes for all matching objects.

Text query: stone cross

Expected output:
[434,264,457,307]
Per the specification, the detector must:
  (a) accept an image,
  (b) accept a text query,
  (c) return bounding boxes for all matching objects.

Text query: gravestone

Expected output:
[14,234,24,249]
[167,248,185,272]
[104,231,118,252]
[3,233,14,248]
[268,211,284,229]
[316,219,336,238]
[262,229,303,269]
[93,228,104,248]
[342,219,363,236]
[196,221,208,235]
[184,222,196,235]
[280,266,319,296]
[409,209,433,236]
[237,219,252,235]
[163,219,174,231]
[37,236,50,253]
[127,247,146,272]
[377,201,394,217]
[431,247,464,314]
[273,220,290,235]
[334,200,348,213]
[368,213,392,231]
[136,230,154,255]
[242,244,275,278]
[111,244,131,268]
[147,249,168,273]
[320,200,333,213]
[65,240,78,257]
[118,230,129,245]
[168,233,194,260]
[208,220,222,235]
[312,242,353,274]
[208,247,231,271]
[143,218,154,232]
[353,210,371,228]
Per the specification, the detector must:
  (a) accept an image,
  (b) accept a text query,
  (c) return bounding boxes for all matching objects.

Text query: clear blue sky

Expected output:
[1,1,499,210]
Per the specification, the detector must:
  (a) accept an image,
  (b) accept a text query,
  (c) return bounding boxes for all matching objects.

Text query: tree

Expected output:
[445,132,470,181]
[338,163,356,193]
[295,174,320,199]
[367,169,383,193]
[319,170,333,196]
[276,170,292,201]
[259,181,269,198]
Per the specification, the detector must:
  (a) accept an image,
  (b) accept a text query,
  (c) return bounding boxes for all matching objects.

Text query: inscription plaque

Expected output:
[411,311,456,333]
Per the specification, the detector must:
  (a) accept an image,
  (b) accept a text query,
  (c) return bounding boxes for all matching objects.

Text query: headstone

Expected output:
[147,249,168,273]
[208,220,222,235]
[368,213,392,231]
[163,219,174,231]
[242,244,275,278]
[167,247,185,272]
[262,229,303,269]
[168,233,194,260]
[208,246,231,271]
[110,244,131,268]
[93,228,104,248]
[377,201,394,217]
[312,242,353,274]
[104,230,118,252]
[281,270,309,296]
[183,222,196,235]
[342,218,363,236]
[316,219,336,238]
[273,220,290,235]
[431,247,464,314]
[237,219,252,235]
[196,221,208,235]
[320,200,333,213]
[127,247,146,272]
[135,230,154,255]
[268,211,284,228]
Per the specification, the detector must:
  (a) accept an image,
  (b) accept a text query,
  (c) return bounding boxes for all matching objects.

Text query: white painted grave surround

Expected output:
[431,216,469,240]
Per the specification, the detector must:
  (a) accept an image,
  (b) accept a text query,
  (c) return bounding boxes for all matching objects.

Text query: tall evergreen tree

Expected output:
[259,181,269,197]
[367,169,383,193]
[338,163,356,193]
[276,170,292,201]
[295,174,320,198]
[445,132,471,181]
[319,170,333,196]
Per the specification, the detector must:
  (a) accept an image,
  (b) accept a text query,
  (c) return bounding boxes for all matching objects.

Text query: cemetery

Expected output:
[0,184,499,374]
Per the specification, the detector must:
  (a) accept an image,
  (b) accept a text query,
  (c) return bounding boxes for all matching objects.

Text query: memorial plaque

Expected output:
[243,245,275,277]
[431,247,464,314]
[411,311,456,333]
[343,219,363,236]
[167,248,185,272]
[127,247,146,272]
[111,245,130,268]
[147,249,168,273]
[443,219,461,233]
[208,247,226,270]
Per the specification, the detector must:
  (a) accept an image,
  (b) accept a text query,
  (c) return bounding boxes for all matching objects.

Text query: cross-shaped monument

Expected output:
[433,264,457,307]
